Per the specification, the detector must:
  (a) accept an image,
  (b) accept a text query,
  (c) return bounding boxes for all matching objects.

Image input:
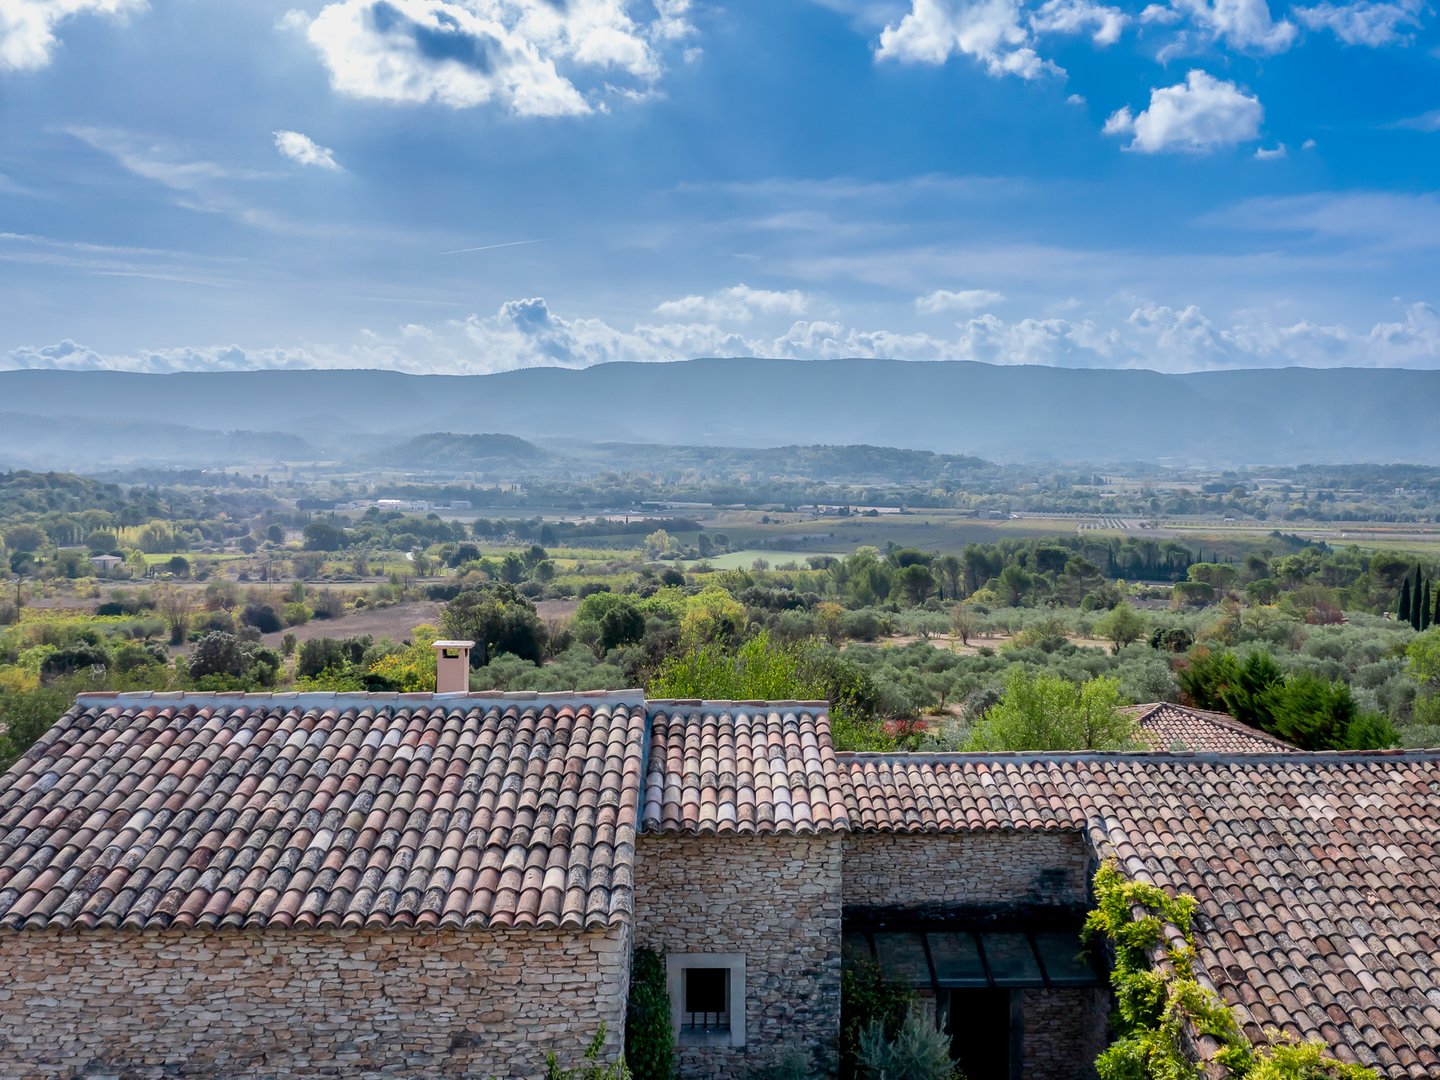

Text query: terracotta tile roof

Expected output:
[839,750,1440,1077]
[642,700,849,835]
[1124,702,1297,753]
[0,690,646,933]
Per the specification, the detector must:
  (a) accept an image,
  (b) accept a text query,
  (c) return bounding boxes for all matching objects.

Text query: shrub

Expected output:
[841,949,914,1079]
[857,1011,959,1080]
[281,602,311,628]
[0,682,74,768]
[624,947,672,1080]
[241,603,282,634]
[39,641,110,682]
[189,632,247,680]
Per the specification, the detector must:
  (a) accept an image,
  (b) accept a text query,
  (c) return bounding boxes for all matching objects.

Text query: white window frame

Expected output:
[666,952,746,1048]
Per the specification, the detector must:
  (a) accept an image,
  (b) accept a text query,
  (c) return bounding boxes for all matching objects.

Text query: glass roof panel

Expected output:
[979,932,1043,986]
[926,932,989,988]
[1032,931,1101,986]
[873,932,931,985]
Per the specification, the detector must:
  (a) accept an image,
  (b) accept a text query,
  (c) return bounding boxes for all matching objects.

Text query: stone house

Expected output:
[0,688,1437,1078]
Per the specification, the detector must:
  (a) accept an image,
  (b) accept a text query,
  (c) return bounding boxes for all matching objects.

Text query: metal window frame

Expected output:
[666,952,746,1048]
[847,926,1101,995]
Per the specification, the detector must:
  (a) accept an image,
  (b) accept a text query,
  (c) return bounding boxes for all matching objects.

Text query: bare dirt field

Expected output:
[258,601,444,650]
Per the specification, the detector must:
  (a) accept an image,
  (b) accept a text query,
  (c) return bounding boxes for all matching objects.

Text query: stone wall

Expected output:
[1020,987,1108,1080]
[0,925,630,1080]
[842,830,1092,911]
[632,833,843,1079]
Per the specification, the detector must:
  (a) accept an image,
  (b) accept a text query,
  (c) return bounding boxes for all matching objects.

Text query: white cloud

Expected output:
[297,0,692,117]
[0,0,143,71]
[1254,143,1286,159]
[67,126,269,190]
[876,0,1059,78]
[8,295,1440,374]
[1393,110,1440,131]
[1104,70,1262,154]
[1164,0,1295,51]
[1139,3,1181,21]
[654,283,812,323]
[1206,191,1440,251]
[1294,0,1422,44]
[915,287,1005,313]
[273,130,343,171]
[1029,0,1129,45]
[1066,92,1086,105]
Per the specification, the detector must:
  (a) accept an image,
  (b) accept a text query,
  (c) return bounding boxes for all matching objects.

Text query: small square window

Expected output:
[666,952,746,1047]
[683,967,730,1031]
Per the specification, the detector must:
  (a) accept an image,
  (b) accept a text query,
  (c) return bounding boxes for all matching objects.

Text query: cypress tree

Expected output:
[1425,579,1434,631]
[1413,567,1426,632]
[1401,576,1413,623]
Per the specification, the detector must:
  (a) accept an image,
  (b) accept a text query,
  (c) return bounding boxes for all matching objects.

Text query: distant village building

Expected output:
[0,687,1434,1077]
[87,553,124,576]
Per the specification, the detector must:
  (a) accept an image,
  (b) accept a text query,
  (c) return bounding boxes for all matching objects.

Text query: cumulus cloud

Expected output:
[876,0,1058,79]
[1104,70,1262,154]
[1294,0,1423,45]
[1126,300,1440,368]
[654,284,812,323]
[1254,142,1286,159]
[1139,2,1182,22]
[0,0,143,71]
[1029,0,1129,45]
[10,294,1440,375]
[915,288,1005,313]
[273,130,342,170]
[295,0,692,116]
[1164,0,1296,51]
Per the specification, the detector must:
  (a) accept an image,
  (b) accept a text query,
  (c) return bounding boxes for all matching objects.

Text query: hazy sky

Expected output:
[1,0,1437,374]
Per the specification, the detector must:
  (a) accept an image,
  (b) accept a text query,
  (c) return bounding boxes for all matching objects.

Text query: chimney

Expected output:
[433,640,474,693]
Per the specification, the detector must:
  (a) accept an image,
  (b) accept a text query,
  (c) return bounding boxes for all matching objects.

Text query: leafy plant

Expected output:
[761,1046,820,1079]
[841,949,915,1079]
[963,668,1139,751]
[1084,860,1378,1080]
[625,947,673,1080]
[545,1024,631,1080]
[857,1011,961,1080]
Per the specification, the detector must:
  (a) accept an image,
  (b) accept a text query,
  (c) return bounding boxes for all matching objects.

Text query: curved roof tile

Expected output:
[839,750,1440,1077]
[642,700,848,836]
[0,692,645,933]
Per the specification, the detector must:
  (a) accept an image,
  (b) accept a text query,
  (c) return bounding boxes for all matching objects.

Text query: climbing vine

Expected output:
[1084,860,1378,1080]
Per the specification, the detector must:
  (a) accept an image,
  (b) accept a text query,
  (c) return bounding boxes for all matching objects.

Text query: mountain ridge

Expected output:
[2,358,1435,465]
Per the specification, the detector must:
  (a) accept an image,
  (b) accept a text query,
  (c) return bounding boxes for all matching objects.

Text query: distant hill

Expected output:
[378,432,548,471]
[1,358,1436,465]
[0,411,318,470]
[560,442,993,483]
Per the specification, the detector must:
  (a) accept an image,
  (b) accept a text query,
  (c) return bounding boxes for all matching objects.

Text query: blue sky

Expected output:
[1,0,1437,373]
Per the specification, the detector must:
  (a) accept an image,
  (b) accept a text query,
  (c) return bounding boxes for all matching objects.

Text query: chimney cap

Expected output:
[432,640,476,650]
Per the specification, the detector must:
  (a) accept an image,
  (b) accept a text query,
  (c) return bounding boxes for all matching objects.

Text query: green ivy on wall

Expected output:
[1084,860,1379,1080]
